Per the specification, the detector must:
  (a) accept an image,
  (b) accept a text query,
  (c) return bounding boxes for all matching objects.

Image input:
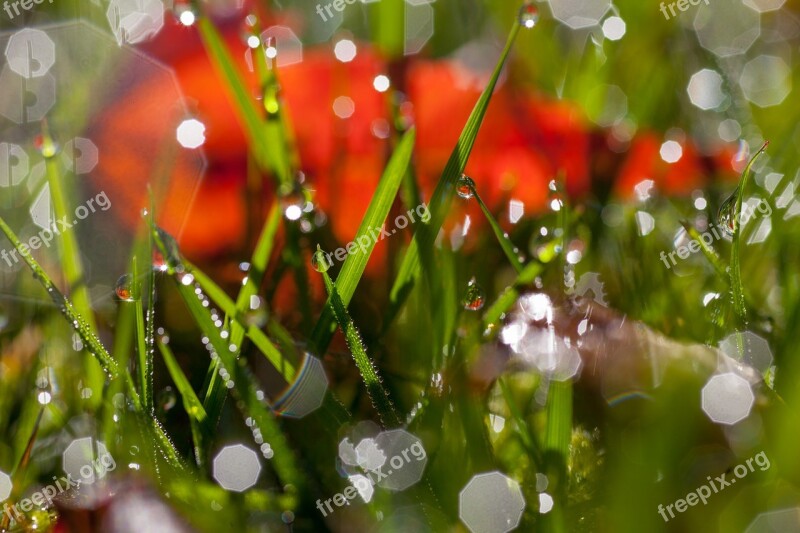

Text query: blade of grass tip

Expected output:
[41,127,104,405]
[230,199,281,350]
[470,182,524,274]
[196,17,278,183]
[318,254,400,427]
[386,20,522,325]
[158,338,208,468]
[730,141,769,324]
[310,129,417,354]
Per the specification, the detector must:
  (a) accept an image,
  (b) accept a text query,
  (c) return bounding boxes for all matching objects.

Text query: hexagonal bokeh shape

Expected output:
[271,353,328,418]
[405,2,434,55]
[62,437,111,484]
[0,21,205,306]
[373,429,428,491]
[213,444,261,492]
[459,472,526,533]
[107,0,165,45]
[0,471,11,501]
[6,29,56,79]
[693,1,760,58]
[547,0,611,29]
[745,507,800,532]
[62,137,99,175]
[740,55,791,108]
[719,331,773,372]
[701,373,755,425]
[743,0,786,12]
[687,69,725,110]
[260,26,303,68]
[586,84,627,127]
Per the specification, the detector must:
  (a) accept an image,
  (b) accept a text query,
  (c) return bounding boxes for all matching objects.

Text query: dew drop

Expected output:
[115,274,135,302]
[717,192,737,237]
[157,386,177,413]
[457,174,475,199]
[462,277,485,311]
[519,2,540,29]
[312,248,333,273]
[33,134,59,158]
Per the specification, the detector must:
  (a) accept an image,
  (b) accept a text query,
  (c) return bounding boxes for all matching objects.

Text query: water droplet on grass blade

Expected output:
[519,2,540,28]
[158,386,177,412]
[457,174,475,199]
[33,134,59,158]
[717,192,737,237]
[463,277,485,311]
[115,274,134,301]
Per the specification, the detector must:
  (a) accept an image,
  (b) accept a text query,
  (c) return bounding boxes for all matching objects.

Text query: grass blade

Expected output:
[318,255,400,427]
[310,128,417,354]
[729,141,769,324]
[386,21,522,324]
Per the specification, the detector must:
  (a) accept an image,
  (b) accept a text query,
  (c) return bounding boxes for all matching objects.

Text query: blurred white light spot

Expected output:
[285,205,302,221]
[718,119,742,142]
[694,197,707,210]
[719,331,773,372]
[246,35,261,49]
[176,119,206,149]
[459,472,525,533]
[334,39,357,63]
[0,471,11,501]
[333,96,355,119]
[693,2,760,58]
[213,444,261,492]
[743,0,786,13]
[687,69,725,110]
[373,74,391,92]
[635,211,655,236]
[509,200,524,224]
[740,55,792,108]
[701,372,755,425]
[602,16,626,40]
[659,140,683,163]
[745,507,800,533]
[547,0,611,29]
[539,493,554,514]
[178,9,195,26]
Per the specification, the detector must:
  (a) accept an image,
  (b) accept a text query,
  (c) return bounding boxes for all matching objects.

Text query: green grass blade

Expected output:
[470,183,524,274]
[0,215,118,377]
[680,221,727,278]
[319,258,400,427]
[158,338,207,467]
[196,18,284,185]
[188,264,297,380]
[310,128,417,354]
[729,141,769,323]
[386,21,522,324]
[230,199,281,350]
[482,260,546,333]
